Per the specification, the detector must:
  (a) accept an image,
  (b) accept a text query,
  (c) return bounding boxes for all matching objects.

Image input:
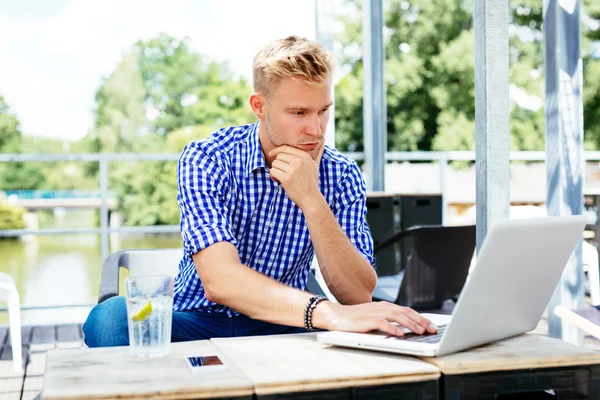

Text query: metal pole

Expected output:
[474,0,510,252]
[99,160,109,263]
[439,157,448,225]
[362,0,386,191]
[544,0,584,344]
[315,0,336,149]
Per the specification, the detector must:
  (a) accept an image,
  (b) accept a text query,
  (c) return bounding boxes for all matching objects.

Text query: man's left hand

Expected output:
[269,144,325,210]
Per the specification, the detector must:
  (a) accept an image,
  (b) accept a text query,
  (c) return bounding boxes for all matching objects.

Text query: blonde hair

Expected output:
[252,35,334,97]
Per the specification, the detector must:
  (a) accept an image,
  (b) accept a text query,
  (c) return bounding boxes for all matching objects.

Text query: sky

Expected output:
[0,0,320,141]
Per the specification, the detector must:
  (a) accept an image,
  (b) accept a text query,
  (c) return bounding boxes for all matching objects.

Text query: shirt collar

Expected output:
[245,121,268,177]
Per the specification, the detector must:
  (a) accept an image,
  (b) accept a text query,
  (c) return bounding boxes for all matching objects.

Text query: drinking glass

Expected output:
[125,275,173,358]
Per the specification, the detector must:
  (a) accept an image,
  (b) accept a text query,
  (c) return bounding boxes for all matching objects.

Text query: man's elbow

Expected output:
[203,282,220,304]
[362,280,376,303]
[347,274,377,304]
[365,265,377,294]
[197,263,241,305]
[197,267,227,304]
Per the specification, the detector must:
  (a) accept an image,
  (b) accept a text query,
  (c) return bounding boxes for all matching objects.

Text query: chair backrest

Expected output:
[99,248,327,303]
[395,225,476,310]
[98,248,182,303]
[306,269,328,298]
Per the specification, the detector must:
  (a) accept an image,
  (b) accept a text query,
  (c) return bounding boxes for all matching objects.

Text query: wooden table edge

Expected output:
[42,386,255,400]
[420,356,600,376]
[253,371,441,395]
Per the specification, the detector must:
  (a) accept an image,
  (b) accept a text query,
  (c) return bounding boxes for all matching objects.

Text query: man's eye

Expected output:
[292,111,304,116]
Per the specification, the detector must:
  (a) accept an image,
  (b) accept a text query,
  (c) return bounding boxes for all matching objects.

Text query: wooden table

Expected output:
[43,333,440,400]
[44,340,254,400]
[422,333,600,399]
[212,333,440,399]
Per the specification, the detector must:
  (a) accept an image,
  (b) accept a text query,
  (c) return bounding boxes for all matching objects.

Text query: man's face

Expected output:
[262,77,332,160]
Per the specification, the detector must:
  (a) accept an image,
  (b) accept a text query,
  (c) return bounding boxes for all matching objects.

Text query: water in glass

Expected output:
[125,276,173,358]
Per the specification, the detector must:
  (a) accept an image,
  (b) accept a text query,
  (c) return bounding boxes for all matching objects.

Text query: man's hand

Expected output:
[269,143,325,210]
[312,301,439,337]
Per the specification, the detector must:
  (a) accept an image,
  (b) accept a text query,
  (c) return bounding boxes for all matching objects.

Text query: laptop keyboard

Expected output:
[390,324,447,344]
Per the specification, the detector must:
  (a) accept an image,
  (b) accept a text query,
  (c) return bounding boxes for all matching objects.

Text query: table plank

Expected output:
[30,326,54,344]
[56,324,84,349]
[22,368,44,400]
[18,347,48,400]
[0,391,21,400]
[0,376,23,397]
[0,347,27,375]
[23,375,43,392]
[44,340,254,400]
[21,326,33,346]
[0,329,8,353]
[0,326,24,383]
[56,324,81,342]
[422,333,600,375]
[29,326,55,352]
[26,352,46,377]
[0,325,35,377]
[21,391,41,400]
[212,333,440,396]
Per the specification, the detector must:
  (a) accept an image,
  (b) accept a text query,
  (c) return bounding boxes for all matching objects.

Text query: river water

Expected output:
[0,210,181,325]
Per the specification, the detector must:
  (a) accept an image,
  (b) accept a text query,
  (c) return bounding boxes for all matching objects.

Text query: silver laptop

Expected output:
[317,215,587,357]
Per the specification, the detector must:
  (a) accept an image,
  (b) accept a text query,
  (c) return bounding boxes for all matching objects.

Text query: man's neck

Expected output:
[258,121,276,168]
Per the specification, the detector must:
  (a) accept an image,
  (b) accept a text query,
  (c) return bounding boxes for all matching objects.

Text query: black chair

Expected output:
[372,225,476,312]
[99,248,327,304]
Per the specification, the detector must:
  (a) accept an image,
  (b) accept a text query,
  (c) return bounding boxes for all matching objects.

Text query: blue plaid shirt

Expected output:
[173,122,374,316]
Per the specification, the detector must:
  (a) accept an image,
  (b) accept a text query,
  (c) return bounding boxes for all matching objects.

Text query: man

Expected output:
[83,35,437,347]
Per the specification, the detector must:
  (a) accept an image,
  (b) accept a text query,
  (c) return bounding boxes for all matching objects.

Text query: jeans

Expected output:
[82,296,307,347]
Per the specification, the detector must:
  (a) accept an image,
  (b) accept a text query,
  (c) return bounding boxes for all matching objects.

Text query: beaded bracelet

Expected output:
[304,295,328,332]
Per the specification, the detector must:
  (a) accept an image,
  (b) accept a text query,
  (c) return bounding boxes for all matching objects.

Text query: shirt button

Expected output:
[257,260,264,265]
[268,222,275,228]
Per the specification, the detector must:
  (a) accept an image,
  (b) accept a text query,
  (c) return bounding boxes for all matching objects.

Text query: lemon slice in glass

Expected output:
[132,300,153,322]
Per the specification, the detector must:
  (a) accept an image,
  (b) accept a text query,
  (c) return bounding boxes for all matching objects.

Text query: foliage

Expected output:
[109,125,212,226]
[89,52,147,153]
[0,95,20,151]
[0,196,26,231]
[90,33,254,154]
[334,0,600,152]
[133,35,254,136]
[0,96,47,189]
[3,4,600,227]
[87,34,254,226]
[166,125,214,153]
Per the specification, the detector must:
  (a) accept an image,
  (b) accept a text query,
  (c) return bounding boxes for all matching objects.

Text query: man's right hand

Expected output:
[312,301,438,337]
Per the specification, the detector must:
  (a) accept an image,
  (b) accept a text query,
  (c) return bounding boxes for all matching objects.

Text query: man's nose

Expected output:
[306,113,323,138]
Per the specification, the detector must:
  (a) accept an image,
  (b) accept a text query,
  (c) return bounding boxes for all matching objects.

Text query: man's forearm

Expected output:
[302,196,376,304]
[199,259,316,327]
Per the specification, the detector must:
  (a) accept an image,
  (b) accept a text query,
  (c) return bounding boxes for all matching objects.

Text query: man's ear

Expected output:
[249,93,266,119]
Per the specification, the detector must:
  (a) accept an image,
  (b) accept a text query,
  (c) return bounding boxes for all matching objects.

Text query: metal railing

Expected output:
[2,150,600,311]
[2,189,107,199]
[4,151,600,260]
[0,153,179,263]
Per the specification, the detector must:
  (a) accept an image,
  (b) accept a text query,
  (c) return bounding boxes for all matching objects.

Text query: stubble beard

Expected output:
[265,113,285,148]
[265,113,320,160]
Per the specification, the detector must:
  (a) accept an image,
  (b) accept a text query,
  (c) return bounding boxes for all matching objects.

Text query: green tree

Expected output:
[134,34,254,136]
[334,0,600,152]
[0,95,20,151]
[90,52,147,153]
[0,202,26,231]
[0,95,46,189]
[110,126,212,226]
[89,34,255,226]
[90,33,254,152]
